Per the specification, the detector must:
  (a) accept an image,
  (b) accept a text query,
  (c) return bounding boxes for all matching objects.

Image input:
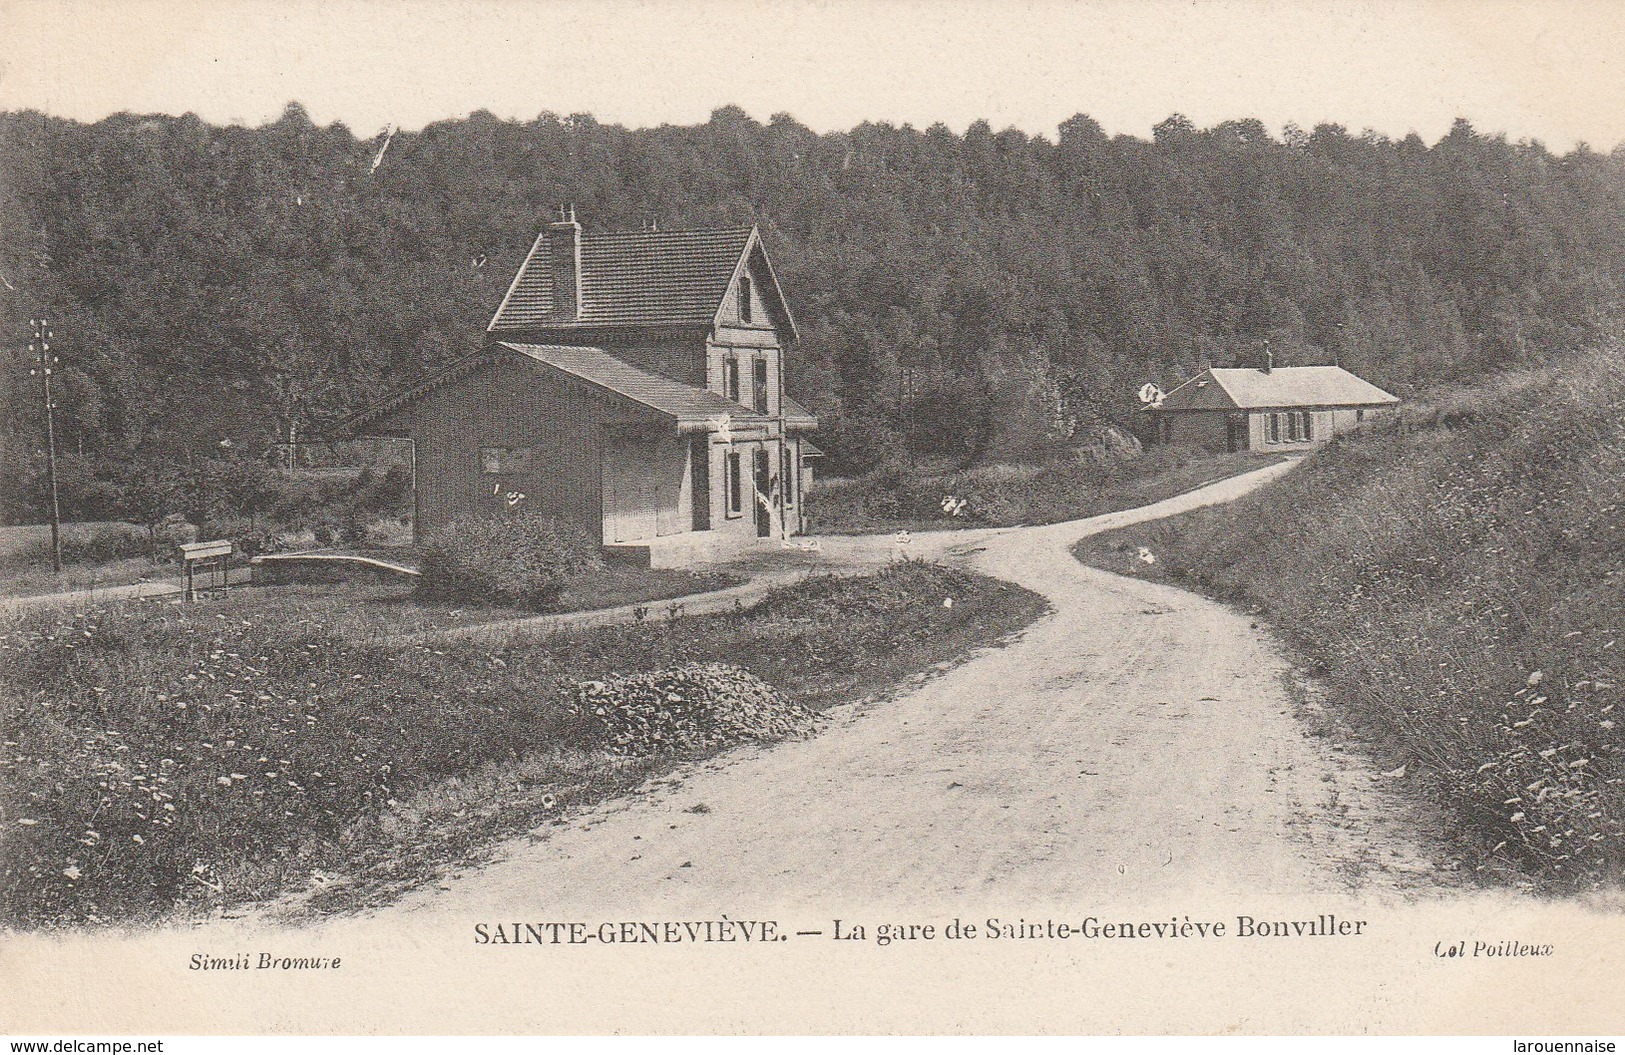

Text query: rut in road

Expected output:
[362,460,1446,923]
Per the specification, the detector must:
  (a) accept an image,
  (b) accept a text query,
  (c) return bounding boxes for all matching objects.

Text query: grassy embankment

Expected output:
[1073,349,1624,891]
[807,445,1285,535]
[0,559,1046,927]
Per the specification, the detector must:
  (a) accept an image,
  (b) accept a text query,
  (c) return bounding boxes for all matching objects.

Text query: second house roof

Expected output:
[1160,366,1400,412]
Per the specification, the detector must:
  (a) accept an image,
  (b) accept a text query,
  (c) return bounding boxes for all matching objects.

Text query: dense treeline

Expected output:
[2,103,1623,522]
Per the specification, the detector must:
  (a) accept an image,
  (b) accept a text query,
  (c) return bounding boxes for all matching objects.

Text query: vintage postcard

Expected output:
[0,0,1622,1038]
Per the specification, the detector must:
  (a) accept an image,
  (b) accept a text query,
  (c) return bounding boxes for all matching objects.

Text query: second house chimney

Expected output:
[547,203,581,321]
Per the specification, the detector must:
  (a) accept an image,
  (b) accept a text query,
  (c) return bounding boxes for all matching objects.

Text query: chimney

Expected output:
[1260,343,1273,374]
[547,203,580,321]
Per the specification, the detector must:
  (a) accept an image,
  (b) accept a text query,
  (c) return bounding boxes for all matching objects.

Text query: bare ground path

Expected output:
[336,459,1447,924]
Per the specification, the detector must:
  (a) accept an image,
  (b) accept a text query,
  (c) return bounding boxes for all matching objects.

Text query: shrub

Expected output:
[417,512,602,609]
[350,465,412,512]
[40,457,129,524]
[362,516,413,547]
[262,471,353,523]
[195,517,300,559]
[58,527,150,566]
[807,441,1235,533]
[0,523,152,569]
[194,458,279,521]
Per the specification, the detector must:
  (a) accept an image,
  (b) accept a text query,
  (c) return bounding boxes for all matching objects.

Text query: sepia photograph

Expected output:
[0,0,1622,1040]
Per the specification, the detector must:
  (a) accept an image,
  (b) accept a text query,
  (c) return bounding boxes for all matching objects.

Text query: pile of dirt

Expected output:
[570,663,817,756]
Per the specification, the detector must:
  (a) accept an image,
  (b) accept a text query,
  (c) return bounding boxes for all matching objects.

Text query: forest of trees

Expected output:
[3,102,1624,522]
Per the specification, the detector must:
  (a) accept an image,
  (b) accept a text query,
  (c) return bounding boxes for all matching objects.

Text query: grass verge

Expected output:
[0,558,1046,926]
[807,447,1285,534]
[0,557,171,601]
[1072,349,1624,892]
[292,565,744,638]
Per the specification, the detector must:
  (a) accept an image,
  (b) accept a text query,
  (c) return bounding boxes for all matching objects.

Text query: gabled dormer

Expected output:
[712,231,798,342]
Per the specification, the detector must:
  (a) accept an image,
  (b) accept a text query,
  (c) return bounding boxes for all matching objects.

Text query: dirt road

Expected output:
[363,459,1445,923]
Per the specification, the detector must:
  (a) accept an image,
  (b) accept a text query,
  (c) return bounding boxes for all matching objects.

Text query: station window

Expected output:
[754,358,770,414]
[726,450,743,516]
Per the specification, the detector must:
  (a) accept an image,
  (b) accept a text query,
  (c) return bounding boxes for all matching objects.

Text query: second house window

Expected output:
[753,358,769,414]
[1265,411,1314,444]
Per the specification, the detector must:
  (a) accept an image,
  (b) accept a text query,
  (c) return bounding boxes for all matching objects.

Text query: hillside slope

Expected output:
[4,105,1624,503]
[1074,348,1625,890]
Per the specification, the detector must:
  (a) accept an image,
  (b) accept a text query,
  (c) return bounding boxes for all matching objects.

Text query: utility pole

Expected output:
[898,366,919,470]
[28,316,63,573]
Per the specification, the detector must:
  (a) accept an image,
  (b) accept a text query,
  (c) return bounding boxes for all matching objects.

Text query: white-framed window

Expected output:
[739,276,753,323]
[753,357,770,414]
[725,357,741,403]
[1266,412,1314,444]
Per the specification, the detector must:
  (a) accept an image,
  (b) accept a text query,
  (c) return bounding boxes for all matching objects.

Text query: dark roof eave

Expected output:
[486,319,716,336]
[1155,399,1398,412]
[345,349,496,432]
[672,411,773,429]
